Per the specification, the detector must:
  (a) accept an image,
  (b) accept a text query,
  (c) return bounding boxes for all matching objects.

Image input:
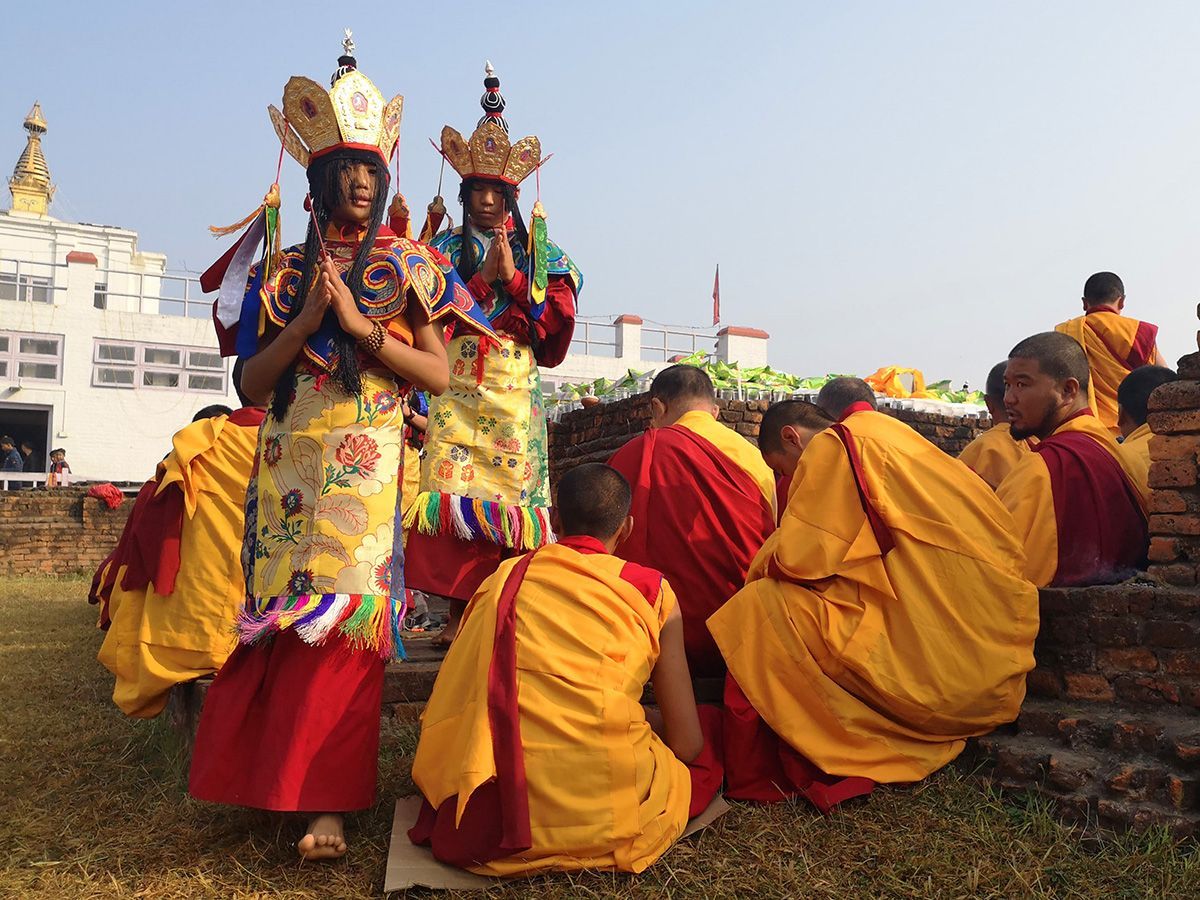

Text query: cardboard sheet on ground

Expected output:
[384,793,730,893]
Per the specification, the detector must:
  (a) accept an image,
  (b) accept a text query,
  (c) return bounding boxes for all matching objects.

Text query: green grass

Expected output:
[1,576,1196,898]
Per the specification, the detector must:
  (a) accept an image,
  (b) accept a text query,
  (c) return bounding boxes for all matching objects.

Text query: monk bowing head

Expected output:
[1005,332,1091,441]
[815,377,876,421]
[758,400,834,477]
[648,365,718,428]
[557,463,634,552]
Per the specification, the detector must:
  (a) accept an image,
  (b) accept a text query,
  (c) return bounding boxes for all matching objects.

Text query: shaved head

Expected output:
[556,463,632,540]
[1083,271,1124,307]
[816,377,877,420]
[759,400,834,453]
[1118,365,1176,428]
[985,362,1008,404]
[1006,332,1092,440]
[1008,332,1091,392]
[650,364,716,405]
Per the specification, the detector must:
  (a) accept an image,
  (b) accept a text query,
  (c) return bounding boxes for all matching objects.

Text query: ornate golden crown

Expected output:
[268,30,402,169]
[438,62,541,186]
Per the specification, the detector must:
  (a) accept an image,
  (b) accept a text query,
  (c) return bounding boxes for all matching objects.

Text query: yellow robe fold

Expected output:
[1055,310,1163,433]
[97,413,260,717]
[1117,423,1153,508]
[708,410,1039,783]
[958,422,1035,490]
[412,543,689,876]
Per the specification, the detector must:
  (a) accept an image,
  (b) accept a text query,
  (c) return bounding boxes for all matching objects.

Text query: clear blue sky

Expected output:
[5,1,1200,388]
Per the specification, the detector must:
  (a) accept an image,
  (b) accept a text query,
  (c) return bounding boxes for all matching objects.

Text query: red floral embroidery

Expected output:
[335,433,381,475]
[437,460,455,480]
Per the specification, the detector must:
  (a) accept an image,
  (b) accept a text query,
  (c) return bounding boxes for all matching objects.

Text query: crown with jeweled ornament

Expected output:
[268,29,403,169]
[437,62,541,186]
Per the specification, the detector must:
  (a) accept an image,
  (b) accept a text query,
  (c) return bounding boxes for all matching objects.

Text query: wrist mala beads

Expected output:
[358,321,386,354]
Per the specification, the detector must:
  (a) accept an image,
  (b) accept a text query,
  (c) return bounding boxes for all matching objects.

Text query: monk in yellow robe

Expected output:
[708,378,1038,811]
[1115,365,1176,506]
[959,361,1037,489]
[409,463,718,877]
[1055,271,1164,434]
[94,392,263,718]
[608,364,777,677]
[997,332,1149,588]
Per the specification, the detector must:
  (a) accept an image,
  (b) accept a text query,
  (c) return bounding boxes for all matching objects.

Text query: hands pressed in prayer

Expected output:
[479,225,516,285]
[315,254,373,340]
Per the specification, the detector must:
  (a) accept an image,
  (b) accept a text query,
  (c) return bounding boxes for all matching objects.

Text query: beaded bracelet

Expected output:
[358,321,386,354]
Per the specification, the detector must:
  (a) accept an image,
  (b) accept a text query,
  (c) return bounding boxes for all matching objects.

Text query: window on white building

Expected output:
[0,330,63,383]
[93,283,108,310]
[0,272,52,303]
[92,339,227,394]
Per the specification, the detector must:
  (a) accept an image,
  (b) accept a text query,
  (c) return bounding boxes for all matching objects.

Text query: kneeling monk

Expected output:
[997,332,1150,587]
[410,463,715,877]
[608,364,777,676]
[709,378,1039,811]
[93,383,263,718]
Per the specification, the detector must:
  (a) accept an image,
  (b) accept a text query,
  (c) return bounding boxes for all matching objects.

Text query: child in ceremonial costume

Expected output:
[409,463,720,876]
[187,34,492,861]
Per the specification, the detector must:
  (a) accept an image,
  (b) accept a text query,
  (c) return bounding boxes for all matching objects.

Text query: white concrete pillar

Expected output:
[63,250,98,309]
[613,314,643,361]
[716,326,770,367]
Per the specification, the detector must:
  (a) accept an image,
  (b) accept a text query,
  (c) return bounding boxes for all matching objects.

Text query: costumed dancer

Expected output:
[187,34,493,861]
[403,62,582,644]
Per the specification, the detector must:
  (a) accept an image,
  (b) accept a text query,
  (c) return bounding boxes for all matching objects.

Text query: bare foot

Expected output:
[432,617,458,649]
[432,601,464,649]
[297,813,347,861]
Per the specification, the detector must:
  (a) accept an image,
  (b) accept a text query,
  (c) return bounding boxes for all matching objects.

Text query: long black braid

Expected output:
[270,152,390,420]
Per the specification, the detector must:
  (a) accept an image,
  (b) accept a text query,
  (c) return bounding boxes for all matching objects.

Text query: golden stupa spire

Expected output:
[9,102,54,216]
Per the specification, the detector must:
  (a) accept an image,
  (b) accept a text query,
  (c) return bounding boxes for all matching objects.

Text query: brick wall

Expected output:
[0,487,129,576]
[969,354,1200,837]
[548,395,987,487]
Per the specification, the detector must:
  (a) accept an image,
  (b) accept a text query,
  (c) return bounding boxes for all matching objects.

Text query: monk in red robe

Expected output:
[1054,271,1165,434]
[997,332,1149,587]
[608,365,777,677]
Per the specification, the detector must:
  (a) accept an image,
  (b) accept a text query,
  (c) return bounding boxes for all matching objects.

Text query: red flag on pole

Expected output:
[712,264,721,326]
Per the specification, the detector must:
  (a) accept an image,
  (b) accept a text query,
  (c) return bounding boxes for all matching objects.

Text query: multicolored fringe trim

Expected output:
[236,591,406,661]
[402,491,556,551]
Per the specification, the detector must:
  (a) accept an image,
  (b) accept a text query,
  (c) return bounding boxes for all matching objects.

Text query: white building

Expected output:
[546,317,769,395]
[1,103,237,482]
[0,102,769,482]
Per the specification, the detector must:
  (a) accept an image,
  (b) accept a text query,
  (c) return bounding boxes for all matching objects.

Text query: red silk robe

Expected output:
[608,410,777,677]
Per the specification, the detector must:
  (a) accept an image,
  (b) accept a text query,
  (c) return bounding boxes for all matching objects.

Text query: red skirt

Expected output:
[722,675,875,813]
[188,630,385,812]
[403,528,504,602]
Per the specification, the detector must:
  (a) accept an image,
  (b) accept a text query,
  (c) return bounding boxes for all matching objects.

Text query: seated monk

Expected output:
[708,377,1039,812]
[959,361,1037,489]
[997,332,1149,587]
[93,364,264,717]
[409,463,719,877]
[1116,365,1177,506]
[1055,271,1164,434]
[608,364,777,677]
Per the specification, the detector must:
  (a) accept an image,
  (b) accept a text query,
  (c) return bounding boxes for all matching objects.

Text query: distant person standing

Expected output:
[1055,272,1165,434]
[0,436,22,472]
[48,448,70,486]
[20,440,36,473]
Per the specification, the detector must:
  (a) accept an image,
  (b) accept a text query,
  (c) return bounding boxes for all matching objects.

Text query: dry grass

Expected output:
[0,575,1196,899]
